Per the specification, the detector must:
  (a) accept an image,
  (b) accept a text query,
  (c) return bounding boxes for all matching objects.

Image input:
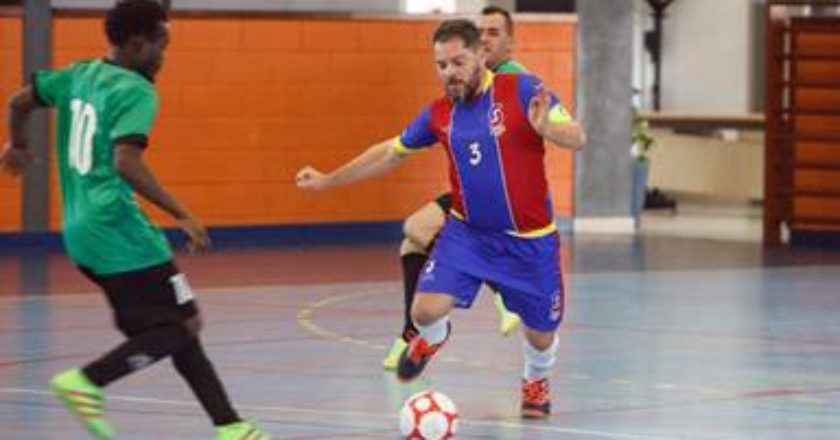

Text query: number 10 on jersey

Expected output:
[68,98,97,175]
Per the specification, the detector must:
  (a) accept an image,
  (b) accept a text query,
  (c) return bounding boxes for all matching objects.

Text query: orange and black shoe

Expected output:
[521,377,551,419]
[396,323,450,382]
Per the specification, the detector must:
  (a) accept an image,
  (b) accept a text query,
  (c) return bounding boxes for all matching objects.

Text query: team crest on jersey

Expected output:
[488,103,506,137]
[420,259,437,282]
[549,290,563,322]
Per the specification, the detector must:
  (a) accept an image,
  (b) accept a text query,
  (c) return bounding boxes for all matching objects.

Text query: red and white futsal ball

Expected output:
[399,390,458,439]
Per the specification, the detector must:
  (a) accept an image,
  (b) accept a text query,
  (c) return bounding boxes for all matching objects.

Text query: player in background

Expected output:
[0,1,270,438]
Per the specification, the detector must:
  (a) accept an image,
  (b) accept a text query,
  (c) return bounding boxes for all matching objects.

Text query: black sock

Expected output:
[172,338,240,426]
[401,252,427,341]
[82,324,193,387]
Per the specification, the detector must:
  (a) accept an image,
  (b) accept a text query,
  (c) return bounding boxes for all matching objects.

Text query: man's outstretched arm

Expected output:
[296,137,408,191]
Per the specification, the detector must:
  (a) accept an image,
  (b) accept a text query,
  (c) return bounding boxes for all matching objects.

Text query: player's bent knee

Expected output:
[403,210,443,250]
[411,308,442,327]
[402,218,415,238]
[524,329,556,351]
[403,221,431,249]
[116,313,202,340]
[400,237,426,256]
[411,293,453,326]
[183,315,203,336]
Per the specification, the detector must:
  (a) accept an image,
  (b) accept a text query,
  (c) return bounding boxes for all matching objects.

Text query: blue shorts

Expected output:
[417,218,564,332]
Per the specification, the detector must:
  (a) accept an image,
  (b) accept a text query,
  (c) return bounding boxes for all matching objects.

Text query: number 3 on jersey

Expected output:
[468,142,482,166]
[68,99,97,175]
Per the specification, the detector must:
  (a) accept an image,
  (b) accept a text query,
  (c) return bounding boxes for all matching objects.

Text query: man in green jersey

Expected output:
[0,1,269,439]
[479,5,528,74]
[382,5,528,369]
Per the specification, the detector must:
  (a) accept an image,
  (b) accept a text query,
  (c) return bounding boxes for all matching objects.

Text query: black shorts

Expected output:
[79,261,198,337]
[434,193,453,213]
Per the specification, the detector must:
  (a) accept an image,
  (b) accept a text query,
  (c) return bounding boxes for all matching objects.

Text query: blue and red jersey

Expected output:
[395,70,569,237]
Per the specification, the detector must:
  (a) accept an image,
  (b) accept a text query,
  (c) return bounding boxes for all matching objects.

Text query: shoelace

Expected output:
[522,379,549,404]
[407,337,438,363]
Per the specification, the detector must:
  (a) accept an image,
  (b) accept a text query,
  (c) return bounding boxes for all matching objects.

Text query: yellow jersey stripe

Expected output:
[392,136,420,156]
[449,211,557,239]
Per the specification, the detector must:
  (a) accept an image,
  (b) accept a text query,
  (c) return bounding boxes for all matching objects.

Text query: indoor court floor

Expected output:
[2,234,840,439]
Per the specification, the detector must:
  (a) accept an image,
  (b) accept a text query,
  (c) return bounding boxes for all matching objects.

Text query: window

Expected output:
[403,0,456,14]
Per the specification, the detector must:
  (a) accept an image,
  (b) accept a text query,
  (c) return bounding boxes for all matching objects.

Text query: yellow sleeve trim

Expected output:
[392,136,418,156]
[509,221,558,238]
[548,105,573,124]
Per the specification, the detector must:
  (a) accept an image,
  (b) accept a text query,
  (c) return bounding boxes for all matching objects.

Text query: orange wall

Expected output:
[1,15,23,232]
[3,13,576,232]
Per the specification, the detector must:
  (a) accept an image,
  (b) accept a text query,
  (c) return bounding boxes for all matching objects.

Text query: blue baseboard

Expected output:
[194,222,405,248]
[0,221,405,253]
[0,216,574,253]
[790,230,840,249]
[0,231,63,250]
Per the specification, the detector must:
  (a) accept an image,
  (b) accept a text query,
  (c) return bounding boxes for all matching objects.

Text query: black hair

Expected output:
[105,0,168,47]
[481,5,514,36]
[432,19,481,50]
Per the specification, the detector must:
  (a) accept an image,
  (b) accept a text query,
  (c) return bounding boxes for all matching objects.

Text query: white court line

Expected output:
[0,387,657,440]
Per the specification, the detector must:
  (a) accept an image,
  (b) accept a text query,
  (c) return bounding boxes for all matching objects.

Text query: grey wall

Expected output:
[576,0,634,218]
[22,0,51,232]
[487,0,515,12]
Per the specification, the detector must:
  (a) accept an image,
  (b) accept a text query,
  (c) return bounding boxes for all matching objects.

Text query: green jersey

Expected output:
[33,59,172,275]
[493,59,528,74]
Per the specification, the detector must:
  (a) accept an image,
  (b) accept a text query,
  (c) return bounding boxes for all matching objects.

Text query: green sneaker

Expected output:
[216,420,272,440]
[494,293,521,336]
[50,368,115,440]
[382,337,408,370]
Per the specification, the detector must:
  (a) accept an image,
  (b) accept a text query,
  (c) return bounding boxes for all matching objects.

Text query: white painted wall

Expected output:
[402,0,490,14]
[633,0,756,113]
[455,0,489,14]
[660,0,752,112]
[648,130,764,200]
[403,0,455,13]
